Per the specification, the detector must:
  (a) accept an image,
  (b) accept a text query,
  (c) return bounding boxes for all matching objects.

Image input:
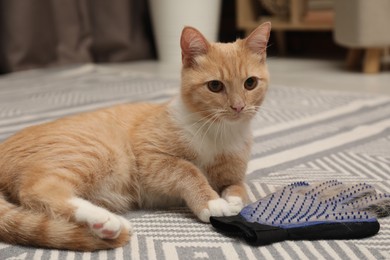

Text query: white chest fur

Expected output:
[169,98,251,167]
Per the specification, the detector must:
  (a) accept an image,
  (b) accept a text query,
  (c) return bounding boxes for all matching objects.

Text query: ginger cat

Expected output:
[0,22,271,251]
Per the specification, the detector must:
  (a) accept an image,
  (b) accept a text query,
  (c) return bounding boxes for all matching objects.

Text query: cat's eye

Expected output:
[207,80,224,93]
[244,77,258,90]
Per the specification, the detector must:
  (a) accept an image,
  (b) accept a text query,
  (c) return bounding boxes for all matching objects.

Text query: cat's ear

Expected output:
[244,22,271,56]
[180,27,210,67]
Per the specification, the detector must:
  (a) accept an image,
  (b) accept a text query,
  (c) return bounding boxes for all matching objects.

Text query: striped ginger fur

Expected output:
[0,22,271,251]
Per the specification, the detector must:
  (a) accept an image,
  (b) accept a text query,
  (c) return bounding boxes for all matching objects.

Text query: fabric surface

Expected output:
[0,64,389,259]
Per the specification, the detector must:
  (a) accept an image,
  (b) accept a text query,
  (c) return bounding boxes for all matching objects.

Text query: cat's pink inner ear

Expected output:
[245,22,271,55]
[180,27,209,67]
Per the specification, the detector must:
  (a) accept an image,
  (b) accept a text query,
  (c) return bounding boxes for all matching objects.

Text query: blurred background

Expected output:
[0,0,389,93]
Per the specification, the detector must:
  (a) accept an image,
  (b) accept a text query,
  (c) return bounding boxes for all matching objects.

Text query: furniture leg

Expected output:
[363,48,382,73]
[345,48,363,70]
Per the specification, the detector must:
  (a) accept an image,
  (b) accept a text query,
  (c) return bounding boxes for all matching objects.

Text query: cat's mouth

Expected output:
[224,110,254,122]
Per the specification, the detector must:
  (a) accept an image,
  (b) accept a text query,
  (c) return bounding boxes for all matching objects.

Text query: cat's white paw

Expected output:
[119,216,134,235]
[225,196,244,215]
[70,198,132,239]
[198,198,236,223]
[88,212,122,239]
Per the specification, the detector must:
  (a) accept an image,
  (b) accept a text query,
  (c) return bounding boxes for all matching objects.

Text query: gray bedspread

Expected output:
[0,64,389,259]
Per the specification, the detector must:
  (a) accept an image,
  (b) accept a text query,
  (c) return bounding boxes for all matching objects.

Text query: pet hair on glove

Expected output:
[210,180,390,245]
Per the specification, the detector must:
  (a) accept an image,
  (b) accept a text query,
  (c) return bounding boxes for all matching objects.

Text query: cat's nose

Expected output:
[230,104,245,113]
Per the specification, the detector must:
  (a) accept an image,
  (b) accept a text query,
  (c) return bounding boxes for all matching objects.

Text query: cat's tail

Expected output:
[0,195,129,251]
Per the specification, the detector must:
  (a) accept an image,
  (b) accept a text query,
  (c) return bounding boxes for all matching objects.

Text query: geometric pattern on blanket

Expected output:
[0,65,389,259]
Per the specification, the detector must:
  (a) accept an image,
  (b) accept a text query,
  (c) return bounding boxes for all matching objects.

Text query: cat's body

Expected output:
[0,22,271,250]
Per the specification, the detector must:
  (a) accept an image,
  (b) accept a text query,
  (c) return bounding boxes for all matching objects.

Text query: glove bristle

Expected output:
[240,180,388,228]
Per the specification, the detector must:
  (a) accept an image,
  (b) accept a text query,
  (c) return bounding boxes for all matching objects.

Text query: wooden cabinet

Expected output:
[237,0,333,54]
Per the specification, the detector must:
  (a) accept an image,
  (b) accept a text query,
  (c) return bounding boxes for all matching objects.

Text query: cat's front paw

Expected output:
[225,196,244,215]
[198,198,236,223]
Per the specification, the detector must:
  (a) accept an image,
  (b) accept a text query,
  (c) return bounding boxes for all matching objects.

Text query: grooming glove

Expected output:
[211,180,390,245]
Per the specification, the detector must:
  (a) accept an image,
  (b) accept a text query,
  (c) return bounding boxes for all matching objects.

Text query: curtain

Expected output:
[0,0,154,74]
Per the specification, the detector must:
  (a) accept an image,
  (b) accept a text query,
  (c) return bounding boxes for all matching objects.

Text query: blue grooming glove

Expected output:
[210,180,390,245]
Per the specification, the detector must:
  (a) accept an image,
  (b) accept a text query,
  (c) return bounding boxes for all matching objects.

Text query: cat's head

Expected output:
[180,22,271,124]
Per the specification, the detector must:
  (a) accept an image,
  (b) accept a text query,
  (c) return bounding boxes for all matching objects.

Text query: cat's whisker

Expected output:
[188,111,222,146]
[199,115,220,150]
[245,106,280,118]
[216,117,227,148]
[242,106,261,117]
[220,121,227,146]
[243,106,275,122]
[183,108,226,130]
[188,112,218,129]
[214,120,222,151]
[253,110,269,119]
[252,105,279,112]
[180,109,222,119]
[190,116,216,143]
